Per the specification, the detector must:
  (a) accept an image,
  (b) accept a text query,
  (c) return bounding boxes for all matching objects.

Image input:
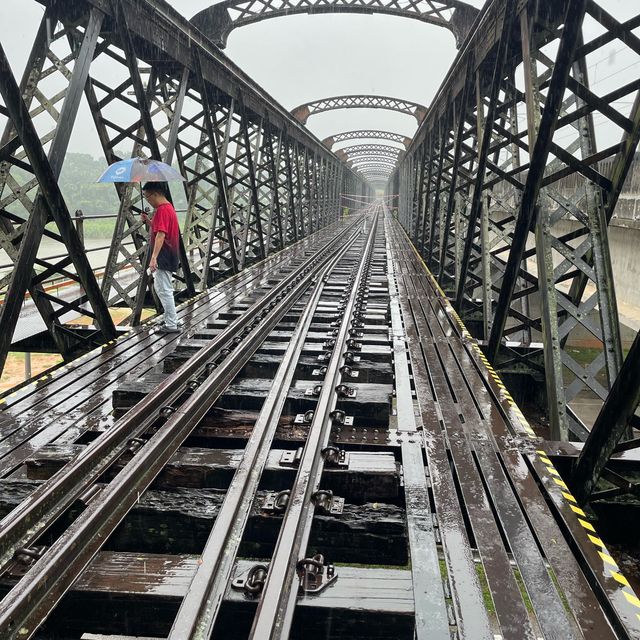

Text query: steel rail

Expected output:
[167,230,357,639]
[0,217,366,640]
[248,205,379,639]
[0,217,362,575]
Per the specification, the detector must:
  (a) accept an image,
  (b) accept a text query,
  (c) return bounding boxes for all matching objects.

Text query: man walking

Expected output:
[142,182,181,334]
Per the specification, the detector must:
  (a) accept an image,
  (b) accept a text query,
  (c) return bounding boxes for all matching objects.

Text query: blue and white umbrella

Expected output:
[97,157,186,183]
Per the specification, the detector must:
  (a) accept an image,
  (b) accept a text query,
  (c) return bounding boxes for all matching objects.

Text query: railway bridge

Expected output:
[0,0,639,638]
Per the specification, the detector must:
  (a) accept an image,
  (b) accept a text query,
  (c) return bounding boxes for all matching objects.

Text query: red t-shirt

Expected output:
[151,202,180,272]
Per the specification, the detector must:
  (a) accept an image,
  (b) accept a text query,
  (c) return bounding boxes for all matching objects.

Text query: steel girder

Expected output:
[348,153,400,167]
[337,143,403,157]
[0,0,364,376]
[338,144,403,167]
[394,0,640,445]
[353,163,398,177]
[323,130,413,149]
[0,6,117,373]
[291,95,428,125]
[191,0,479,49]
[359,172,392,181]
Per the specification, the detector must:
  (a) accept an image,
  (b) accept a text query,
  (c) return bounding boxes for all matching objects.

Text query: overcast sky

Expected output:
[1,0,638,170]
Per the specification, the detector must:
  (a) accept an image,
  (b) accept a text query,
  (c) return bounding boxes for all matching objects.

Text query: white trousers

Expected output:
[153,269,178,329]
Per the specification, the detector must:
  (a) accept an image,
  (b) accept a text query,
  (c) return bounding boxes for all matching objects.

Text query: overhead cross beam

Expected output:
[336,143,403,159]
[291,95,428,125]
[323,129,413,149]
[191,0,479,49]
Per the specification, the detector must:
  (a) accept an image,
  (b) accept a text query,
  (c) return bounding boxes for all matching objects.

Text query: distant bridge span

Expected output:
[323,129,413,149]
[291,95,428,125]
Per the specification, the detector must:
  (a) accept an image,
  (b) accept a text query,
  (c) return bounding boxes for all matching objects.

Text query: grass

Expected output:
[513,567,534,613]
[548,566,573,618]
[475,562,496,614]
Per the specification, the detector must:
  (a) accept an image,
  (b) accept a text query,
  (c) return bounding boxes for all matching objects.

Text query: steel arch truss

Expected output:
[291,95,428,125]
[323,130,413,149]
[361,172,393,181]
[191,0,479,49]
[0,0,366,376]
[337,143,403,160]
[355,162,394,173]
[349,155,400,169]
[395,0,640,457]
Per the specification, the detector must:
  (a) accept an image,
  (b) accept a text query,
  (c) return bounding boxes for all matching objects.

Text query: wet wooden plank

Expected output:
[395,225,619,640]
[0,553,413,639]
[24,445,400,503]
[0,481,407,564]
[113,378,393,423]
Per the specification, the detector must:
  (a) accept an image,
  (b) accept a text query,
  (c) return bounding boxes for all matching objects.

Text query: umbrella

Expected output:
[97,157,186,184]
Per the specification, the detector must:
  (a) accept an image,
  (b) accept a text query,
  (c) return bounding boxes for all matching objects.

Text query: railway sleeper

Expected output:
[113,378,393,424]
[0,553,415,639]
[0,480,407,564]
[23,445,401,503]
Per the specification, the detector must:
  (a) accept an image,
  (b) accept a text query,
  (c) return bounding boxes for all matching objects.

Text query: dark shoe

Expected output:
[158,324,181,334]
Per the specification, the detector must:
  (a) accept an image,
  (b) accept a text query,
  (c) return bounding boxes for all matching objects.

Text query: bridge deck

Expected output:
[0,210,637,639]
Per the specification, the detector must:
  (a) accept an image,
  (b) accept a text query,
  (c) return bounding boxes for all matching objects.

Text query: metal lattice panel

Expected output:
[394,0,640,446]
[0,0,368,375]
[0,7,116,370]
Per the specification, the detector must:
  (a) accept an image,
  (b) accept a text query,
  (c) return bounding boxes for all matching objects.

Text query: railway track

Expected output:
[0,204,638,639]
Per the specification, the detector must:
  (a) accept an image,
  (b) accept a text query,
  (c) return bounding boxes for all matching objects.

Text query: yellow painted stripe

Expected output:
[624,591,640,608]
[578,518,595,532]
[570,504,587,517]
[598,551,618,567]
[562,491,577,503]
[588,534,605,548]
[612,571,630,587]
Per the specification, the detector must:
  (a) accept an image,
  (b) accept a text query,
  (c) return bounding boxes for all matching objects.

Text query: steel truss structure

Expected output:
[393,0,640,495]
[291,95,428,125]
[323,129,413,149]
[359,165,395,175]
[348,154,401,168]
[0,0,368,376]
[191,0,479,49]
[352,164,396,172]
[336,143,403,161]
